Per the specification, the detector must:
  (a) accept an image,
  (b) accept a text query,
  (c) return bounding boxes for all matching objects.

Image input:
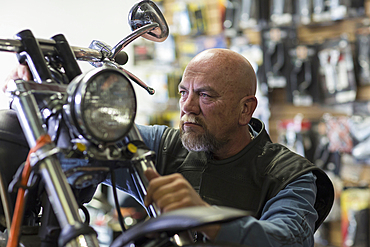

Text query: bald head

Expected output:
[185,49,257,97]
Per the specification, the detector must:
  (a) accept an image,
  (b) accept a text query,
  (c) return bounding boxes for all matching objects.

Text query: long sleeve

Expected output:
[215,172,318,247]
[136,124,167,157]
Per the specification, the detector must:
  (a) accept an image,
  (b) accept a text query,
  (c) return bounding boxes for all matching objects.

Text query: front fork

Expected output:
[9,83,99,247]
[126,125,161,218]
[126,126,194,246]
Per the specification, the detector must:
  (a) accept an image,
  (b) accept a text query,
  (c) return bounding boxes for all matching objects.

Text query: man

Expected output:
[127,48,334,246]
[4,49,333,246]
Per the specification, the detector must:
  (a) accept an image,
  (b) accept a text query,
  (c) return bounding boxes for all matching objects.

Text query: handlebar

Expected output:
[0,37,128,64]
[0,35,160,94]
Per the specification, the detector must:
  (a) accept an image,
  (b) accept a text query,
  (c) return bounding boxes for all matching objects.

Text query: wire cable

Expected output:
[6,134,51,247]
[110,169,126,232]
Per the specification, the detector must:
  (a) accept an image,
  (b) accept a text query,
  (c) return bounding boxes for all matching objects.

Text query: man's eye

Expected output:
[179,91,186,96]
[199,93,210,98]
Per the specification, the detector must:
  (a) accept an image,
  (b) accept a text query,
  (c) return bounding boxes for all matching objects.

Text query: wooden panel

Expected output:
[297,18,362,44]
[267,89,347,142]
[268,104,346,142]
[357,85,370,101]
[242,28,261,45]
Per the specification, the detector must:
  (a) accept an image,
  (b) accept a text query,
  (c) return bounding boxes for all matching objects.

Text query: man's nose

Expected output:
[181,94,200,115]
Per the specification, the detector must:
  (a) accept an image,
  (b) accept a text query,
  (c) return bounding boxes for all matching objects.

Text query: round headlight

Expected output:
[69,67,136,143]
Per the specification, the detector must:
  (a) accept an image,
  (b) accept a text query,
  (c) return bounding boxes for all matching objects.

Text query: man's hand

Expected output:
[144,168,209,213]
[2,64,32,92]
[144,168,221,240]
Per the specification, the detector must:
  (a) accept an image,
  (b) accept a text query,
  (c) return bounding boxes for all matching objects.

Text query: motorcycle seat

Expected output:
[0,109,28,147]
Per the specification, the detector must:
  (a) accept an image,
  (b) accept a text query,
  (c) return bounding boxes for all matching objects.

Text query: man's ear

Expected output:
[239,96,257,126]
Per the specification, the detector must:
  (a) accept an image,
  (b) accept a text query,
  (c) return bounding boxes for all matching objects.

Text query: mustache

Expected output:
[180,115,205,128]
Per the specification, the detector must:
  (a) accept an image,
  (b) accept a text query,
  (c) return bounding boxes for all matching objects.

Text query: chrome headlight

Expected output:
[68,67,136,143]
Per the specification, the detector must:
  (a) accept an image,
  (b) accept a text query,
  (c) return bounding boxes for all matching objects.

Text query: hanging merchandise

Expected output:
[312,120,341,175]
[348,115,370,164]
[341,187,370,247]
[223,0,241,36]
[276,115,339,168]
[270,0,294,26]
[287,44,320,106]
[177,34,227,69]
[353,101,370,116]
[258,0,270,27]
[187,2,208,35]
[317,36,357,105]
[312,0,346,22]
[329,0,348,21]
[223,0,259,36]
[172,1,192,36]
[296,0,311,25]
[239,0,258,29]
[312,0,330,23]
[260,27,297,89]
[355,29,370,86]
[323,114,353,154]
[312,114,353,176]
[277,114,312,158]
[312,0,364,23]
[347,0,365,17]
[230,35,263,67]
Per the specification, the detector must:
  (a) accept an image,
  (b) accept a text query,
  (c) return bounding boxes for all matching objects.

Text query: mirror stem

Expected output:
[110,23,159,60]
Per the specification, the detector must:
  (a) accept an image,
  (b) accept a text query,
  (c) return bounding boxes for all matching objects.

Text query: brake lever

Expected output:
[120,67,155,95]
[88,40,155,95]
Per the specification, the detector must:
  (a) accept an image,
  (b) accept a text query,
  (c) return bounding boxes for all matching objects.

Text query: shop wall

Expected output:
[152,0,370,246]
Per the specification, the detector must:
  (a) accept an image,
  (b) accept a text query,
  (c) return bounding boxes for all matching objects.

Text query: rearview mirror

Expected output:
[129,0,169,42]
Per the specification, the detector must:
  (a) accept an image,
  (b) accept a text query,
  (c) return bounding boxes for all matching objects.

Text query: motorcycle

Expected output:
[0,1,249,246]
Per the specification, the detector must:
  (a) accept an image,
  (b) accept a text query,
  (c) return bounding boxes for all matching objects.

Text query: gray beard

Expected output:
[179,124,227,154]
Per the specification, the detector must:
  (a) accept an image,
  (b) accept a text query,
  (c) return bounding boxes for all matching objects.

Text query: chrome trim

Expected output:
[110,23,158,59]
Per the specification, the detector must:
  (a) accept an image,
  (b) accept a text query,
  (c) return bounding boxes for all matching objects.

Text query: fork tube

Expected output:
[11,91,45,148]
[38,157,82,227]
[127,125,161,217]
[11,91,99,246]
